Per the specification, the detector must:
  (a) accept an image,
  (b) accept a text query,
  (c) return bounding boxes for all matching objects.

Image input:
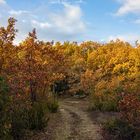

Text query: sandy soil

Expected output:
[48,98,102,140]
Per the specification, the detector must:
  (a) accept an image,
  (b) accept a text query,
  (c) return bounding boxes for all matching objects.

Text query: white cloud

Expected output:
[30,3,86,41]
[108,34,140,43]
[9,10,29,16]
[49,0,85,4]
[50,3,86,34]
[0,0,6,4]
[31,20,52,28]
[116,0,140,16]
[0,1,86,43]
[134,19,140,24]
[76,0,85,4]
[49,0,63,4]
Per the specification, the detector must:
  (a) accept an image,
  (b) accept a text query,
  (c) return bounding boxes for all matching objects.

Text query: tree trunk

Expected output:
[30,81,37,102]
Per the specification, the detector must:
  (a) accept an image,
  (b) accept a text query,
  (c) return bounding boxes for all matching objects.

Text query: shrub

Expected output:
[10,100,49,139]
[10,104,29,140]
[102,100,118,112]
[28,102,49,130]
[89,78,122,111]
[89,93,103,110]
[119,94,140,126]
[0,77,12,139]
[103,94,140,140]
[103,119,136,140]
[0,76,52,139]
[47,95,59,113]
[89,93,119,111]
[47,100,59,113]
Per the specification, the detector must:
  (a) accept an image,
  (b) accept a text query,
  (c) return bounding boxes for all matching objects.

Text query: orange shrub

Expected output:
[119,94,140,128]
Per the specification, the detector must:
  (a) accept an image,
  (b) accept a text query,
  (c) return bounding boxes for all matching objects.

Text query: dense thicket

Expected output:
[0,18,140,139]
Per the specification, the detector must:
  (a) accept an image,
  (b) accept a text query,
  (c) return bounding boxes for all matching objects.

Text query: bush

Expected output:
[102,100,118,112]
[47,95,59,113]
[10,100,49,140]
[28,102,49,130]
[47,100,59,113]
[0,77,12,139]
[0,76,54,139]
[89,93,119,111]
[103,119,140,140]
[10,104,29,140]
[103,94,140,140]
[119,94,140,126]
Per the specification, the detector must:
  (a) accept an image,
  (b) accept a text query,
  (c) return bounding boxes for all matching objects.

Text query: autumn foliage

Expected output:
[0,18,140,139]
[119,94,140,128]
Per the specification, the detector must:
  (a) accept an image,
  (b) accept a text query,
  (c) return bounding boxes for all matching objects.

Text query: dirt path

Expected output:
[53,98,102,140]
[30,98,103,140]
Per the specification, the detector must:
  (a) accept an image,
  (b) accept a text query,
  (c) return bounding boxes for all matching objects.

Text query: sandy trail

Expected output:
[30,98,103,140]
[53,99,102,140]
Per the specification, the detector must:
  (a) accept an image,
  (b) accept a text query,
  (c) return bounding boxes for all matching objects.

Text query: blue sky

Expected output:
[0,0,140,44]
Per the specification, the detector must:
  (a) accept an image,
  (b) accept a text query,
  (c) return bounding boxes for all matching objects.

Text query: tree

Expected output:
[0,18,17,75]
